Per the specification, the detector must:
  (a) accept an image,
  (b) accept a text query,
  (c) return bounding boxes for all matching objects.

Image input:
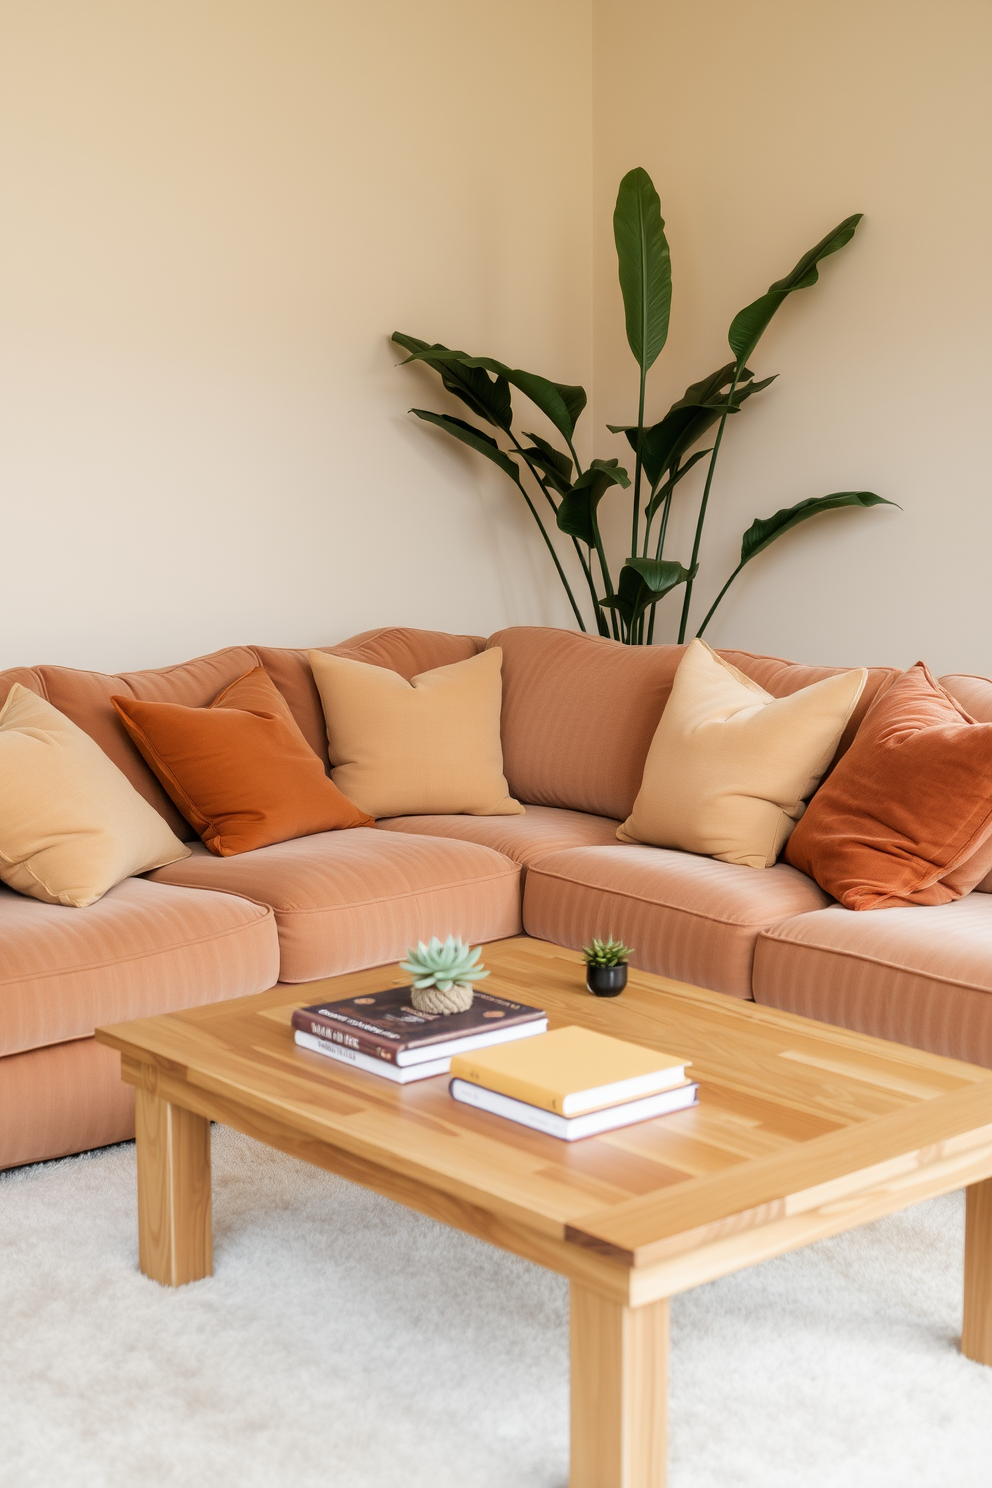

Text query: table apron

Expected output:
[120,1054,634,1303]
[628,1137,992,1306]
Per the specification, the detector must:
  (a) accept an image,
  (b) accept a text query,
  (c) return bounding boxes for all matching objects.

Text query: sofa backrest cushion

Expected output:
[488,627,902,820]
[0,647,261,840]
[719,650,901,762]
[0,631,484,840]
[487,628,686,819]
[255,628,484,765]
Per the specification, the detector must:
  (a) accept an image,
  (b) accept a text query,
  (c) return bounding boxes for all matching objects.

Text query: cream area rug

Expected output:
[2,1128,991,1488]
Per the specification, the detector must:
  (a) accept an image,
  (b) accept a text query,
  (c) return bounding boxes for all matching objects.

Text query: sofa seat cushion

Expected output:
[148,828,521,983]
[752,896,992,1066]
[0,877,280,1058]
[523,845,830,998]
[375,804,622,872]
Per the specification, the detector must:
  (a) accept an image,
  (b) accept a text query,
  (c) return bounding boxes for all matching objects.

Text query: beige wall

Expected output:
[3,1,989,677]
[592,0,992,675]
[0,0,592,670]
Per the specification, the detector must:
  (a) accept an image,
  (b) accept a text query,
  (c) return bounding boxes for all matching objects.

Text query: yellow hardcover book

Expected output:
[448,1024,690,1116]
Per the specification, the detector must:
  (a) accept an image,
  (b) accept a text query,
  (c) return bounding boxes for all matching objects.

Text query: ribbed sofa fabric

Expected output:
[375,804,623,871]
[0,1037,136,1170]
[148,829,521,982]
[488,628,685,820]
[0,632,482,850]
[0,646,263,841]
[752,896,992,1066]
[488,628,900,824]
[0,878,279,1058]
[523,844,830,997]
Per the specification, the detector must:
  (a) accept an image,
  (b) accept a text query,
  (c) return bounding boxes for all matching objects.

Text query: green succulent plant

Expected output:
[400,936,490,993]
[582,937,633,968]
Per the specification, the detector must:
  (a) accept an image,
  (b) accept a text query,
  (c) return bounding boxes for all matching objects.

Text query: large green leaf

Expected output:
[727,214,863,366]
[644,448,711,523]
[608,364,772,487]
[602,557,695,634]
[410,410,523,486]
[490,365,586,440]
[521,431,573,495]
[739,490,896,566]
[396,340,586,442]
[613,168,672,374]
[393,335,513,431]
[556,459,630,546]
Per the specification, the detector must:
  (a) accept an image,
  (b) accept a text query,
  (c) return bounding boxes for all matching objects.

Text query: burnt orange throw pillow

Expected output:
[785,662,992,909]
[112,668,372,856]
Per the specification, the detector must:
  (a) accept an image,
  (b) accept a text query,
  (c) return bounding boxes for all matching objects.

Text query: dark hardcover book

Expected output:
[291,986,546,1067]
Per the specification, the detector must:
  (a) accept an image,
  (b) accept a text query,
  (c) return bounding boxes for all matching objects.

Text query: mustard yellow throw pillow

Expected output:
[617,640,867,868]
[0,683,190,907]
[309,646,523,818]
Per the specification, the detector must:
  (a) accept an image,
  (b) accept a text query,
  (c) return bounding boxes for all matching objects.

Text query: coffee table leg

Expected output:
[135,1081,213,1287]
[963,1177,992,1364]
[569,1282,668,1488]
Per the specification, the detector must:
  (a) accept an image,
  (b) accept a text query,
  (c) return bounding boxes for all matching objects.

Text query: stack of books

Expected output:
[449,1024,697,1140]
[292,986,547,1083]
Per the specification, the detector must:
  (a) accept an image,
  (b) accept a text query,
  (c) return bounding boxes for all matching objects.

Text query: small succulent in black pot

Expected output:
[582,937,633,997]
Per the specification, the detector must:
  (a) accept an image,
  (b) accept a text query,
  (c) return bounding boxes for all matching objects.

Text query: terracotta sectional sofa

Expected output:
[4,624,992,1172]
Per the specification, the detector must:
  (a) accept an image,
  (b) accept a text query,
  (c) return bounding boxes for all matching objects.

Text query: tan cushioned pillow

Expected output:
[0,683,190,906]
[309,646,523,818]
[617,640,867,868]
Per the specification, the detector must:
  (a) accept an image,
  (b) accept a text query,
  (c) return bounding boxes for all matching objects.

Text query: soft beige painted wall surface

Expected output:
[0,0,591,670]
[592,0,992,675]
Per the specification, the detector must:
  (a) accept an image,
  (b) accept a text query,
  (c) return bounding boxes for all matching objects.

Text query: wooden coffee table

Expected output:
[96,936,992,1487]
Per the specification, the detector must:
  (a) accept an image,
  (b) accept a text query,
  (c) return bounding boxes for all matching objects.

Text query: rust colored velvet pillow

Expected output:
[784,662,992,909]
[112,668,372,856]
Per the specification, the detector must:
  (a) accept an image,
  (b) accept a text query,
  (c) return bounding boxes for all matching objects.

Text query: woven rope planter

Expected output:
[410,982,474,1015]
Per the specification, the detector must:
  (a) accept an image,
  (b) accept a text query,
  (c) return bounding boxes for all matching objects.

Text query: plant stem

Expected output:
[508,432,594,634]
[517,484,587,631]
[695,560,745,639]
[575,542,610,635]
[565,433,584,479]
[630,367,647,562]
[645,482,674,646]
[513,430,614,641]
[677,369,740,643]
[654,485,673,562]
[592,521,621,641]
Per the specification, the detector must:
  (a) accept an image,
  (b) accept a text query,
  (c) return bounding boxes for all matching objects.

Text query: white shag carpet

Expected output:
[1,1128,991,1487]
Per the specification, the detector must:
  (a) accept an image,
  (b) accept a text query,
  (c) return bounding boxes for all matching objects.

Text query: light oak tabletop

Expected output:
[97,935,992,1300]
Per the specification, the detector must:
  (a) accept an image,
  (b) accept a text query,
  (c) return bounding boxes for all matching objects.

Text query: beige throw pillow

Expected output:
[0,684,190,907]
[309,646,523,818]
[617,640,867,868]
